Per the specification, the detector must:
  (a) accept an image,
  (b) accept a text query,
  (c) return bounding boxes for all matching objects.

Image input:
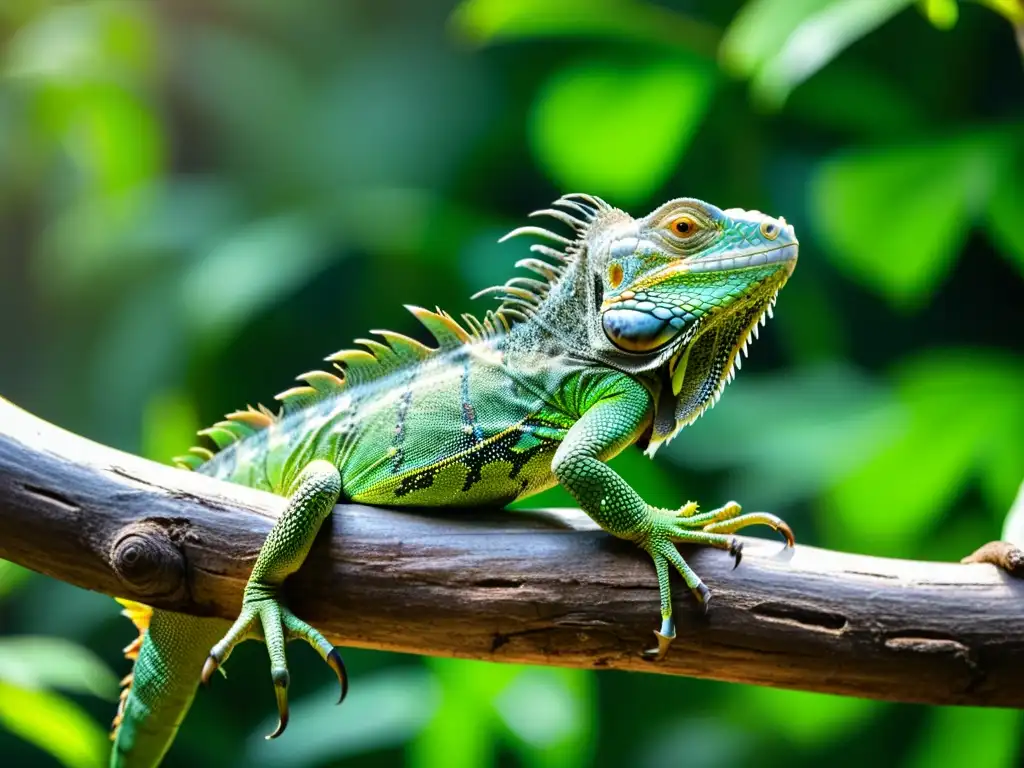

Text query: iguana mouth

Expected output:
[685,242,798,273]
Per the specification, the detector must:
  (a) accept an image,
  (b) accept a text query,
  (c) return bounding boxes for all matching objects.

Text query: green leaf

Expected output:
[450,0,720,56]
[140,390,200,464]
[721,0,915,106]
[0,637,119,700]
[529,57,715,205]
[5,2,157,82]
[409,660,595,768]
[907,706,1022,768]
[810,132,1004,308]
[985,153,1024,279]
[785,63,923,137]
[0,681,109,768]
[977,0,1024,24]
[181,211,331,348]
[735,687,882,747]
[825,350,1024,555]
[452,0,636,43]
[721,0,833,78]
[33,81,164,196]
[917,0,959,29]
[0,559,31,599]
[409,659,510,768]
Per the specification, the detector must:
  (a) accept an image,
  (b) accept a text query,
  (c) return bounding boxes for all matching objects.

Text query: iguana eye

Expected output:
[760,220,780,240]
[669,215,699,238]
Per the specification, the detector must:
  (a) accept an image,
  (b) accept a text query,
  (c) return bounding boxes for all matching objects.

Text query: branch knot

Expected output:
[110,522,187,602]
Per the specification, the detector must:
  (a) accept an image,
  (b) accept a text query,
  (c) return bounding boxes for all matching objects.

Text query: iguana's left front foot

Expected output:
[641,501,794,661]
[201,460,349,738]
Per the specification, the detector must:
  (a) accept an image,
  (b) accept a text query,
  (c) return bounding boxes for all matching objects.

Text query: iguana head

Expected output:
[494,194,798,454]
[587,197,798,452]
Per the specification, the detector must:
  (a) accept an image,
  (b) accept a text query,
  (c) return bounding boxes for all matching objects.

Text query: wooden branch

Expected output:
[1,398,1022,708]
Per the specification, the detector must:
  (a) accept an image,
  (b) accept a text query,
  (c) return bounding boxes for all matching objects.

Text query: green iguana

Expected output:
[110,193,799,767]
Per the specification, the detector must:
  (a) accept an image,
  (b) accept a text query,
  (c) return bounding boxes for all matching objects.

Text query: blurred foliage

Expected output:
[1,0,1022,766]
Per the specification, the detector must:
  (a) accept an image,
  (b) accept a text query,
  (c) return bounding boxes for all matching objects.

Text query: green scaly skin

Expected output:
[110,194,798,766]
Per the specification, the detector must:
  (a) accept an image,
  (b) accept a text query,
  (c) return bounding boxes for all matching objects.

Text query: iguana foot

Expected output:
[201,594,348,738]
[961,541,1024,576]
[641,501,795,661]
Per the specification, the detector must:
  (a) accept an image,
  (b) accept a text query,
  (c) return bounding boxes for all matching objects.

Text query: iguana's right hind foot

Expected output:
[199,460,347,738]
[200,598,348,738]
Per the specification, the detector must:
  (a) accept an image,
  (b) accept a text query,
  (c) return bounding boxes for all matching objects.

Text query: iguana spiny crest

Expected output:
[175,193,797,470]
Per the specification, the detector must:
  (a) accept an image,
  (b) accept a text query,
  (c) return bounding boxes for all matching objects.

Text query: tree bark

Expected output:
[0,397,1022,707]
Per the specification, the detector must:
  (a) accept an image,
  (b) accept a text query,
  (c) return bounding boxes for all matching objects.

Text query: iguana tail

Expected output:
[110,600,226,768]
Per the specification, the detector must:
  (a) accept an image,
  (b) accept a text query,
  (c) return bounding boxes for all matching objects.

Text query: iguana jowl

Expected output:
[110,194,799,766]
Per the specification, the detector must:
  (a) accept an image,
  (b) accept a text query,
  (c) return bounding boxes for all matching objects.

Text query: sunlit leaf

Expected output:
[529,57,715,205]
[907,706,1022,768]
[5,2,157,82]
[722,0,915,106]
[0,637,119,700]
[721,0,832,78]
[733,687,882,747]
[409,658,510,768]
[245,667,439,767]
[0,681,109,768]
[450,0,720,56]
[33,82,164,195]
[141,390,200,464]
[917,0,959,29]
[825,350,1024,555]
[0,559,32,599]
[977,0,1024,24]
[810,131,1006,308]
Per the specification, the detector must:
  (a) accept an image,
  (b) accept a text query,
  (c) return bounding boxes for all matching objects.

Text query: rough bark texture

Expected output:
[1,398,1022,707]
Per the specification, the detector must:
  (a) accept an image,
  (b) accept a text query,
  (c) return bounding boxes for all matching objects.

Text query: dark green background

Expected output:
[1,1,1023,766]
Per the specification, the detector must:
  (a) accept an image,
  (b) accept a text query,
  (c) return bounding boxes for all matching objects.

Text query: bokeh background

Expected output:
[1,0,1023,766]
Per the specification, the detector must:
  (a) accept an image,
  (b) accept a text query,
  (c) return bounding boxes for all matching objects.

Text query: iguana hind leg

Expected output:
[200,459,348,737]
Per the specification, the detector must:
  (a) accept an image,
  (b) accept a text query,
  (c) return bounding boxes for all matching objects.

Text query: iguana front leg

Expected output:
[552,376,793,660]
[201,459,348,737]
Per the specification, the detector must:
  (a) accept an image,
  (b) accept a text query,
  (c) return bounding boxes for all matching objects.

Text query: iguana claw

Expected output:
[642,617,677,661]
[267,669,290,739]
[729,538,743,569]
[777,520,796,548]
[200,655,220,686]
[326,648,349,705]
